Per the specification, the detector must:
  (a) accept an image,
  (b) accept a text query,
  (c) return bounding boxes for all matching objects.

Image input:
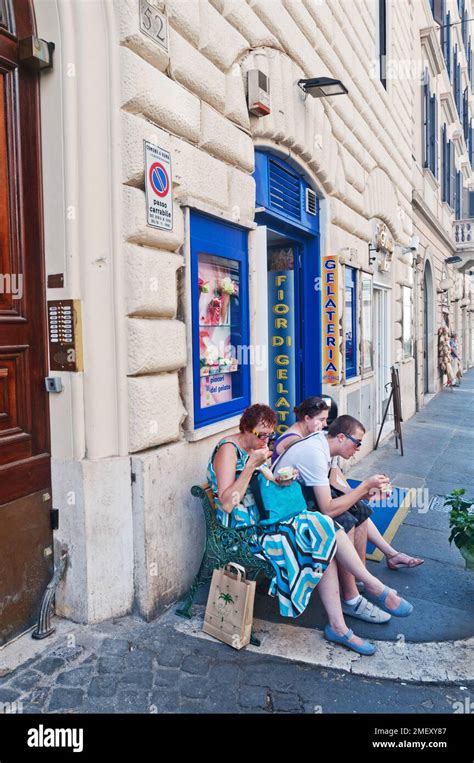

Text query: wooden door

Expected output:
[0,0,53,647]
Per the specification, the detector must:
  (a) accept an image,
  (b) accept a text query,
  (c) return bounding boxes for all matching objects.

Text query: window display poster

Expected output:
[198,253,239,408]
[200,373,233,408]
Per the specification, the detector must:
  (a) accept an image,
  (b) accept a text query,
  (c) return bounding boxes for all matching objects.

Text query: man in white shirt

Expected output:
[275,415,393,624]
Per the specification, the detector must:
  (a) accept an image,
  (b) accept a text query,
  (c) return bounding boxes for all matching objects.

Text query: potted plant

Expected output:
[446,489,474,570]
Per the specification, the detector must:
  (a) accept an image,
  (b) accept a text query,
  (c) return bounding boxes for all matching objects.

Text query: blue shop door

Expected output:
[267,230,304,434]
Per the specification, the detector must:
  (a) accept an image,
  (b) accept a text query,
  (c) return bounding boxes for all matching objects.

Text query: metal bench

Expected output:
[176,484,274,646]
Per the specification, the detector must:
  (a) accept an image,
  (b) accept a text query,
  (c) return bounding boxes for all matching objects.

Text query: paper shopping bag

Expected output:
[202,563,256,650]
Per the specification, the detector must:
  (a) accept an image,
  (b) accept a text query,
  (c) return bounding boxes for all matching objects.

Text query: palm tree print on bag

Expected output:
[217,592,235,622]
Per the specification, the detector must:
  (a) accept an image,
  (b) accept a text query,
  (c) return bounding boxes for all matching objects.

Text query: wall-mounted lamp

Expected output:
[437,270,450,294]
[445,255,463,265]
[297,77,348,99]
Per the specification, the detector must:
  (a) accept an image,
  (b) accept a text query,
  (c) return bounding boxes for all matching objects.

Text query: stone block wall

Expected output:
[112,0,419,613]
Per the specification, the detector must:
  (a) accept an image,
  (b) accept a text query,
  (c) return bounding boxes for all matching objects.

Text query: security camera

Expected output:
[400,235,419,258]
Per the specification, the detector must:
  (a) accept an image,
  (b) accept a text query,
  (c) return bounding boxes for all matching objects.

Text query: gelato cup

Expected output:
[277,466,294,481]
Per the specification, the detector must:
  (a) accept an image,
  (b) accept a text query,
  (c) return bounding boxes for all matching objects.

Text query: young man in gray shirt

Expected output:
[275,415,399,624]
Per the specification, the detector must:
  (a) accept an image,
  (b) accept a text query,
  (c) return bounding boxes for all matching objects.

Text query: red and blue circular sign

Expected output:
[149,161,170,197]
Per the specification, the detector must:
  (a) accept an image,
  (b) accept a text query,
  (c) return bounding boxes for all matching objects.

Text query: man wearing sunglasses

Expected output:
[274,415,401,624]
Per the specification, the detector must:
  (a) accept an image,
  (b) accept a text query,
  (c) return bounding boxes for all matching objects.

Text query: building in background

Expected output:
[413,0,474,412]
[0,0,473,647]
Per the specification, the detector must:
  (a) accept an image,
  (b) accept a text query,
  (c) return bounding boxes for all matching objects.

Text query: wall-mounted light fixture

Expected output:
[297,77,348,99]
[437,270,450,294]
[445,255,463,265]
[368,244,378,267]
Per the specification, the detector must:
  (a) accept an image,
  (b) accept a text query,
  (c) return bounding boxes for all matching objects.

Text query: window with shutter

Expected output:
[442,125,448,202]
[453,46,458,104]
[450,142,456,209]
[434,95,439,178]
[433,0,445,25]
[423,71,429,169]
[429,94,436,175]
[464,88,469,141]
[444,11,451,77]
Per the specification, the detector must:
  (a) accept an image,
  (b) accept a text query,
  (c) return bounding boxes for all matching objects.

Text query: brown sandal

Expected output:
[386,552,424,570]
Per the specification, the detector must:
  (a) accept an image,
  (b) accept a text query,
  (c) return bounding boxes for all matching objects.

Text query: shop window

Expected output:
[402,286,413,358]
[344,267,357,378]
[191,213,250,427]
[361,274,373,372]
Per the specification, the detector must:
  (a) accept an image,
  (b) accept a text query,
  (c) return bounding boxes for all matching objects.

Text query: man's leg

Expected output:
[336,527,359,601]
[354,519,368,565]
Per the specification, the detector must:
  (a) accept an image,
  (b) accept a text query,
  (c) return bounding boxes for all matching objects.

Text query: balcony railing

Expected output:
[453,218,473,246]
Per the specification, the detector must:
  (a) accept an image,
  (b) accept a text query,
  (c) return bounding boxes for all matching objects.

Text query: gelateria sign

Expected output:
[322,255,340,385]
[268,268,295,435]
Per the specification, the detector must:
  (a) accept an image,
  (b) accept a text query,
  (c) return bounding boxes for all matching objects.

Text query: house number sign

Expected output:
[139,0,169,52]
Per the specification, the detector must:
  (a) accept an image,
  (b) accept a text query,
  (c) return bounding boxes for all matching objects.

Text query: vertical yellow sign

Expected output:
[322,256,340,385]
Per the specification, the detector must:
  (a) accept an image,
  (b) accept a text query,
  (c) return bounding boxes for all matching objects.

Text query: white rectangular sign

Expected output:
[144,141,173,231]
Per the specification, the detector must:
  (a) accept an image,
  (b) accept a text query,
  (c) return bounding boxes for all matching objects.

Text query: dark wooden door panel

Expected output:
[0,490,53,646]
[0,0,52,646]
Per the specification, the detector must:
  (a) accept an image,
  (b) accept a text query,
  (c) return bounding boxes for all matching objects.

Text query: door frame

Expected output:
[256,212,321,412]
[423,260,434,394]
[373,285,391,430]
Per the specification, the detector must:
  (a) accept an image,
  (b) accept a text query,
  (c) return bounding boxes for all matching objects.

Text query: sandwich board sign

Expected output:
[144,141,173,231]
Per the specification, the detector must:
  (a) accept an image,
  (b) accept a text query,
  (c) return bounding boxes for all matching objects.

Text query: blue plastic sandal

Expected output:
[324,625,376,656]
[364,585,413,617]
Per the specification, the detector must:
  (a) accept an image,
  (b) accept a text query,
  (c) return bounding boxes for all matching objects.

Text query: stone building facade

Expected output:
[4,0,471,640]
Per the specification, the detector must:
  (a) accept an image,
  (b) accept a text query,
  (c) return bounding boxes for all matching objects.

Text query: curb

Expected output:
[171,606,474,685]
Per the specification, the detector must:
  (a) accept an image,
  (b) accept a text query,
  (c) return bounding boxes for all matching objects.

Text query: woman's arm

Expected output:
[274,432,300,457]
[213,443,268,513]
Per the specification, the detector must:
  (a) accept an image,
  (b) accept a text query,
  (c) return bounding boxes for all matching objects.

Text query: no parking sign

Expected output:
[144,141,173,230]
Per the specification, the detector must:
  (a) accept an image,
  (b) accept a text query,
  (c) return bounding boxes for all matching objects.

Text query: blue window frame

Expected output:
[344,267,357,379]
[190,212,250,428]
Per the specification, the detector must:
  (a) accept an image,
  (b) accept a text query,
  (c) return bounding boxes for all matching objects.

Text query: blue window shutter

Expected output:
[423,71,429,168]
[447,12,452,78]
[429,94,436,174]
[450,141,456,209]
[453,45,458,100]
[434,96,439,178]
[469,190,474,216]
[423,69,430,167]
[464,88,469,140]
[442,125,447,200]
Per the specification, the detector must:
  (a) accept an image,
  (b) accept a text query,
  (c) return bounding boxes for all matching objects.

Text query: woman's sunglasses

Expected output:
[252,430,277,443]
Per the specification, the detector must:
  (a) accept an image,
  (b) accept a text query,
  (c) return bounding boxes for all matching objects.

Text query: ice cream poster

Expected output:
[200,374,233,408]
[198,254,239,408]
